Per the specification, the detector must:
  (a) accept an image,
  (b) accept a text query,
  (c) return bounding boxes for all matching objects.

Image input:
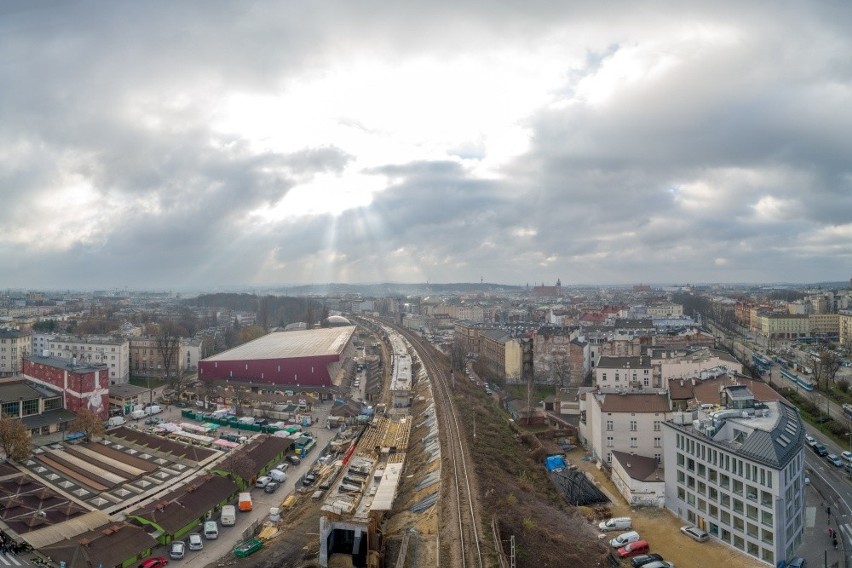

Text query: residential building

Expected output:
[480,330,522,383]
[808,313,839,336]
[646,304,684,317]
[46,335,130,383]
[583,390,671,466]
[129,336,185,378]
[0,328,31,376]
[757,314,810,339]
[532,327,588,386]
[594,356,654,390]
[453,322,497,357]
[663,384,805,566]
[653,347,742,382]
[183,337,203,371]
[840,311,852,349]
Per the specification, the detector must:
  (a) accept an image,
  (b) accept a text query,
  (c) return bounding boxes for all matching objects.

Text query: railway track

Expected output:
[394,325,486,568]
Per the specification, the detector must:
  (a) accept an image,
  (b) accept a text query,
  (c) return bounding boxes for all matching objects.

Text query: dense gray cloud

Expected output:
[1,1,850,289]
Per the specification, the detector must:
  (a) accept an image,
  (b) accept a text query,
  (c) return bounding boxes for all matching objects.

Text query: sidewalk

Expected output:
[799,484,846,568]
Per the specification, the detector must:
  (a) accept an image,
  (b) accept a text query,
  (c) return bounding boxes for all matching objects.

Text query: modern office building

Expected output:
[662,384,805,565]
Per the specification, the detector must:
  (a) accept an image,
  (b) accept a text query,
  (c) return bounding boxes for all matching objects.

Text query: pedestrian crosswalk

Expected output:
[0,553,24,566]
[839,522,852,545]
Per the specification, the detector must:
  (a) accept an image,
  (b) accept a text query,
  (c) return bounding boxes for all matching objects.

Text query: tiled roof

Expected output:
[599,393,669,413]
[611,451,665,482]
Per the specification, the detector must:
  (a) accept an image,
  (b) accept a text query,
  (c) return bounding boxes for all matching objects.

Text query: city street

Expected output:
[801,429,852,568]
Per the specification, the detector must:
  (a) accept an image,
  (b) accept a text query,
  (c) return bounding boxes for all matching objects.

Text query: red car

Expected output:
[138,557,168,568]
[618,540,650,558]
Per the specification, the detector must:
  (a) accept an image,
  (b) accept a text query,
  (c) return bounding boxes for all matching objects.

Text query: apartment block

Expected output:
[47,335,130,383]
[594,355,654,390]
[0,328,31,376]
[583,391,671,466]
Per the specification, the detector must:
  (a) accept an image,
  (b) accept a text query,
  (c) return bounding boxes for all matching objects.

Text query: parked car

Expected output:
[787,557,806,568]
[827,454,844,467]
[188,533,203,551]
[264,481,279,494]
[169,541,185,560]
[302,472,317,486]
[138,557,168,568]
[642,562,674,568]
[598,517,632,532]
[255,476,271,488]
[203,520,219,540]
[618,540,650,558]
[805,434,816,446]
[287,455,302,465]
[631,554,665,568]
[679,525,709,542]
[610,531,641,548]
[842,451,852,463]
[813,443,829,457]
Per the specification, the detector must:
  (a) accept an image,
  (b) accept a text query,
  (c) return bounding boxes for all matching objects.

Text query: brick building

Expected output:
[23,354,111,418]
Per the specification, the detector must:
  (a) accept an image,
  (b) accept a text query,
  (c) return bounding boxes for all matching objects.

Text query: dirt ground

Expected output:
[568,447,766,568]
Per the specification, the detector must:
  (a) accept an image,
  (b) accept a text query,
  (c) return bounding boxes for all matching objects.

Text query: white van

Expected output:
[220,505,236,526]
[130,409,146,420]
[598,517,632,532]
[269,469,287,483]
[107,416,126,427]
[203,520,218,540]
[144,405,161,415]
[610,531,641,548]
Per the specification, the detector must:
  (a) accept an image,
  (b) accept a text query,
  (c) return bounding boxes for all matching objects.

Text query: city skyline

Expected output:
[2,2,851,289]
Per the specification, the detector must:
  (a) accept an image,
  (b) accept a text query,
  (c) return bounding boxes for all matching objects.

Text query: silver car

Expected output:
[188,533,203,551]
[169,540,185,560]
[679,525,708,542]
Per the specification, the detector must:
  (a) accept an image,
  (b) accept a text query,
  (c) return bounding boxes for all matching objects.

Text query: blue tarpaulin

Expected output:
[545,454,567,471]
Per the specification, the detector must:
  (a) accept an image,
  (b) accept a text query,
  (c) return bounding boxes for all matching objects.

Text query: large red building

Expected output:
[23,355,111,418]
[199,326,357,389]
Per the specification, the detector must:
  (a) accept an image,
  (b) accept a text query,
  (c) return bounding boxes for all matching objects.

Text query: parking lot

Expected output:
[567,448,766,568]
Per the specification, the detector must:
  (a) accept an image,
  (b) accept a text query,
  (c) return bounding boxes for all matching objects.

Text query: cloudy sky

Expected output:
[2,1,851,290]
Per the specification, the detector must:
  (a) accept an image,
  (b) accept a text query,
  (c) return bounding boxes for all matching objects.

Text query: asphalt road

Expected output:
[144,400,340,566]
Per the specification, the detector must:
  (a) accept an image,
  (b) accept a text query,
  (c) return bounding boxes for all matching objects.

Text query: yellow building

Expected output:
[759,314,810,338]
[840,312,852,350]
[809,313,839,335]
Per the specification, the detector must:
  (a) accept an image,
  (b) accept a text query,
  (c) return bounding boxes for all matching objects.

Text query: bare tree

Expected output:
[450,340,467,371]
[69,408,105,442]
[813,349,841,392]
[0,415,31,461]
[155,323,183,387]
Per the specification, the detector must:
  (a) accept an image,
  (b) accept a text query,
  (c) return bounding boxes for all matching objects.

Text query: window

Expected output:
[630,437,638,448]
[602,373,607,381]
[630,420,637,431]
[607,436,614,447]
[654,453,661,463]
[653,420,661,431]
[21,398,38,416]
[606,420,613,431]
[654,437,661,448]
